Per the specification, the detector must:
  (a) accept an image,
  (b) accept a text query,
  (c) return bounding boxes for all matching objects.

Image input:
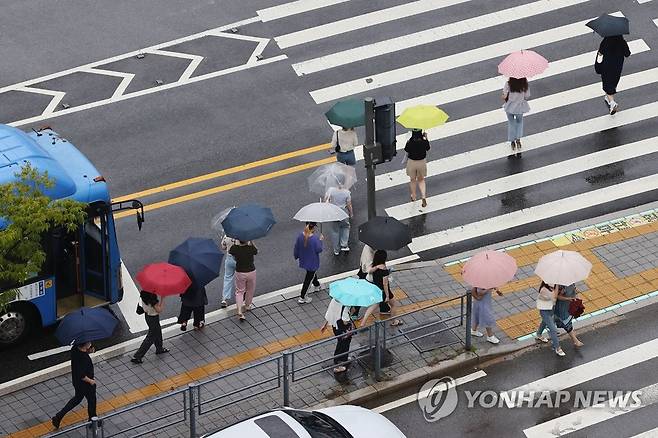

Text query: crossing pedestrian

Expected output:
[294,222,323,304]
[320,298,354,373]
[554,283,584,347]
[404,129,430,207]
[332,127,358,166]
[132,291,168,364]
[596,35,630,115]
[230,240,257,321]
[220,235,238,308]
[51,342,97,429]
[502,77,531,158]
[325,181,353,255]
[178,282,207,331]
[364,250,402,326]
[470,286,503,344]
[535,282,565,356]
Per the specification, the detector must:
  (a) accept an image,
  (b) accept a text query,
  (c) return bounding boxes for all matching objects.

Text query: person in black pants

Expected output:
[132,291,169,364]
[178,283,207,331]
[52,342,97,429]
[320,299,354,373]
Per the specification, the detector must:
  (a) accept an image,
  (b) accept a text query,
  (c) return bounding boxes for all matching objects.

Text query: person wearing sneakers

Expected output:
[535,282,565,356]
[404,129,431,207]
[597,35,630,116]
[554,283,584,347]
[502,77,530,158]
[230,240,258,321]
[220,234,238,308]
[131,291,169,364]
[294,222,323,304]
[470,286,502,344]
[51,342,96,430]
[325,181,353,255]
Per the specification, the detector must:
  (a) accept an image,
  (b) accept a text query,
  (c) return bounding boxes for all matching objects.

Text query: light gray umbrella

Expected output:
[308,162,357,196]
[210,206,235,232]
[293,202,348,223]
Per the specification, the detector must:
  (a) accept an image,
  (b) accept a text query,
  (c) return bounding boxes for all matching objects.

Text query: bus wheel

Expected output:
[0,304,34,347]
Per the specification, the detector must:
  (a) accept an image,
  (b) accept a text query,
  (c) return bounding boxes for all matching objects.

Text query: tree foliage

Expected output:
[0,164,87,310]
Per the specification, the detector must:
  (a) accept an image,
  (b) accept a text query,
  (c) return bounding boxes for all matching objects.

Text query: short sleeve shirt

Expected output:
[326,187,351,213]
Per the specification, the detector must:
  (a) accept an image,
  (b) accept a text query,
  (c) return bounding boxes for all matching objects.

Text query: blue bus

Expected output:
[0,124,143,346]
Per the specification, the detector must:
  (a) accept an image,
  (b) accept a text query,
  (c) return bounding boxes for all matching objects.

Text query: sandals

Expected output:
[391,319,403,327]
[535,336,549,343]
[421,199,427,208]
[238,314,246,322]
[194,322,205,330]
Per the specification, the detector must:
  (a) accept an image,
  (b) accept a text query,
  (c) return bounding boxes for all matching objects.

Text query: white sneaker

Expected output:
[298,297,312,304]
[245,303,255,311]
[609,101,618,115]
[487,335,500,345]
[314,284,321,292]
[341,246,350,252]
[555,347,566,357]
[535,336,549,344]
[334,251,340,256]
[471,330,484,337]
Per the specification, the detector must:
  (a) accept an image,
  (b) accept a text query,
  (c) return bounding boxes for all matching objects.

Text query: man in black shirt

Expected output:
[52,342,97,429]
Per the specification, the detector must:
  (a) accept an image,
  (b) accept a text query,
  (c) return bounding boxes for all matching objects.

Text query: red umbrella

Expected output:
[136,262,192,296]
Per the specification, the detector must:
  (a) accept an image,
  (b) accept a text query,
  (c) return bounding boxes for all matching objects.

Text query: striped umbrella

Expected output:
[498,50,548,79]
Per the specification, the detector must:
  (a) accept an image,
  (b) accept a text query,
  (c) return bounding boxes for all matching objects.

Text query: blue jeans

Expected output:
[331,219,350,253]
[222,254,236,301]
[336,150,356,166]
[536,309,560,350]
[506,113,524,142]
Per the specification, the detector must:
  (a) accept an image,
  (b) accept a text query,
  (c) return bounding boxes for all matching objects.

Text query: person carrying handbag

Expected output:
[553,283,584,347]
[535,282,565,357]
[331,127,358,166]
[320,299,354,373]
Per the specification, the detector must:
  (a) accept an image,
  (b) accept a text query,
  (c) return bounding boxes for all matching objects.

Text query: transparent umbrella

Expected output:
[308,162,357,196]
[210,206,235,233]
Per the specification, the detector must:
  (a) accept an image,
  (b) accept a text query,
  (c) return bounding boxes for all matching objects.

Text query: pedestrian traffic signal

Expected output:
[374,97,397,162]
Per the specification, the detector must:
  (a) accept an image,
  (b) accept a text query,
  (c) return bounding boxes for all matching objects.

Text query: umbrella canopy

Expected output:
[358,216,412,251]
[498,50,548,79]
[55,307,118,345]
[221,203,276,241]
[329,277,383,307]
[461,250,517,289]
[168,237,223,287]
[324,99,365,128]
[210,206,235,232]
[136,262,192,296]
[396,105,449,130]
[586,14,629,38]
[308,162,357,196]
[534,250,592,285]
[293,202,348,223]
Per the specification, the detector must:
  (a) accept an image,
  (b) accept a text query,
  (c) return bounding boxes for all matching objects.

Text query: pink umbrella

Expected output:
[498,50,548,79]
[461,250,517,289]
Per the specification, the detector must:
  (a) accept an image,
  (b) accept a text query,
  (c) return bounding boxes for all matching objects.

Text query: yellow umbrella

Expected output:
[396,105,449,130]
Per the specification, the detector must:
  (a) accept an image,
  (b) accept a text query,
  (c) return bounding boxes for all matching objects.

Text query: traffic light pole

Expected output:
[364,97,376,220]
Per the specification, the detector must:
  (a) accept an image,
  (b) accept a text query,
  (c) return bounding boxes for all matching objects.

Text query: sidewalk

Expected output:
[5,205,658,437]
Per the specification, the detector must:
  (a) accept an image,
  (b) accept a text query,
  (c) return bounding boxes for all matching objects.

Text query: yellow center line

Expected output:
[113,155,336,219]
[113,143,331,202]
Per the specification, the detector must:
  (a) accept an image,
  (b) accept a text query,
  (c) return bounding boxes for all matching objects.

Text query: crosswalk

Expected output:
[266,0,658,259]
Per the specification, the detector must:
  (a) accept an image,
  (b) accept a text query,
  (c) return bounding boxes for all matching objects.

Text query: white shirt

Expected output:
[141,300,160,316]
[536,285,556,310]
[331,130,358,152]
[324,299,351,329]
[360,245,375,282]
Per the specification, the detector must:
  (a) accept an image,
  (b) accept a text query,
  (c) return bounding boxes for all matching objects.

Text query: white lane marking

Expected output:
[523,383,658,437]
[80,67,136,99]
[8,54,287,128]
[629,427,658,437]
[275,0,474,50]
[387,136,658,220]
[257,0,350,22]
[408,173,658,253]
[15,87,66,116]
[116,262,148,333]
[395,39,649,115]
[638,0,655,3]
[373,370,487,413]
[27,346,70,361]
[377,100,658,190]
[308,14,615,103]
[293,0,589,76]
[150,49,205,82]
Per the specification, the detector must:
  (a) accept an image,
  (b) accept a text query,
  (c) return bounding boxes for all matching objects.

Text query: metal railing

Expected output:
[46,292,471,438]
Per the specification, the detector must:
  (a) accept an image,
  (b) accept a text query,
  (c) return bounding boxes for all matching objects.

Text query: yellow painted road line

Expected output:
[113,155,336,219]
[113,143,331,202]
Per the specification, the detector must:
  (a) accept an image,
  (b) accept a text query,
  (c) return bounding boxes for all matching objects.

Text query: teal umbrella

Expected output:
[324,99,365,128]
[329,277,383,307]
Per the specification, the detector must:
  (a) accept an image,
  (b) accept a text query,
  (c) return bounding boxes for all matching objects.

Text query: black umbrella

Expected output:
[586,15,629,38]
[358,216,412,251]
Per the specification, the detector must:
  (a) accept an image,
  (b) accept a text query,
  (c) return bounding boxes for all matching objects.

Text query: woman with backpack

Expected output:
[502,77,531,158]
[553,283,584,347]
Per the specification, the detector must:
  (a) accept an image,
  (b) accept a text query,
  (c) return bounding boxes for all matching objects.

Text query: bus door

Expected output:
[79,203,111,307]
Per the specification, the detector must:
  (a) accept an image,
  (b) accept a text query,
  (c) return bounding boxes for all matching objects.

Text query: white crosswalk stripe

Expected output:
[281,0,658,264]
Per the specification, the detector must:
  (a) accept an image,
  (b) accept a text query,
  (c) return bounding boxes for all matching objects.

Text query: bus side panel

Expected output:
[16,278,57,326]
[106,213,122,303]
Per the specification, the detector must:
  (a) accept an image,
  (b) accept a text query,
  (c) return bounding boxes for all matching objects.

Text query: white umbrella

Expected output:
[534,250,592,285]
[210,206,235,232]
[293,202,348,223]
[308,162,357,195]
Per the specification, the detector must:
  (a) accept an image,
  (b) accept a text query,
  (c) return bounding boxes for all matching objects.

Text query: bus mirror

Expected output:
[111,199,145,231]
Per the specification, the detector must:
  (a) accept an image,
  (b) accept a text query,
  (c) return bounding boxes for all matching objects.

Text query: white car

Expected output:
[202,405,406,438]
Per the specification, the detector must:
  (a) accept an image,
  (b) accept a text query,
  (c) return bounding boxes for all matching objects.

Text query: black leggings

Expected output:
[55,384,96,422]
[332,326,352,366]
[300,270,320,298]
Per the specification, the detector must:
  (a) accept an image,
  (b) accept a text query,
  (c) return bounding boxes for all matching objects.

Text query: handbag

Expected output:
[594,52,603,75]
[568,298,585,318]
[136,304,145,315]
[334,131,341,153]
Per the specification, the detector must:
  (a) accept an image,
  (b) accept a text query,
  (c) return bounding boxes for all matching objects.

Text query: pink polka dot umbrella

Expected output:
[498,50,548,79]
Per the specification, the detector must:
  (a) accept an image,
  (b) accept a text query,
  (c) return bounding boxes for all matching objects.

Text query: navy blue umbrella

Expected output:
[168,237,223,287]
[221,204,276,241]
[586,15,629,37]
[55,307,118,345]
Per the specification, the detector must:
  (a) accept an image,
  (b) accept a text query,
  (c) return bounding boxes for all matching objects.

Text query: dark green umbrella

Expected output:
[325,99,365,128]
[586,15,629,37]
